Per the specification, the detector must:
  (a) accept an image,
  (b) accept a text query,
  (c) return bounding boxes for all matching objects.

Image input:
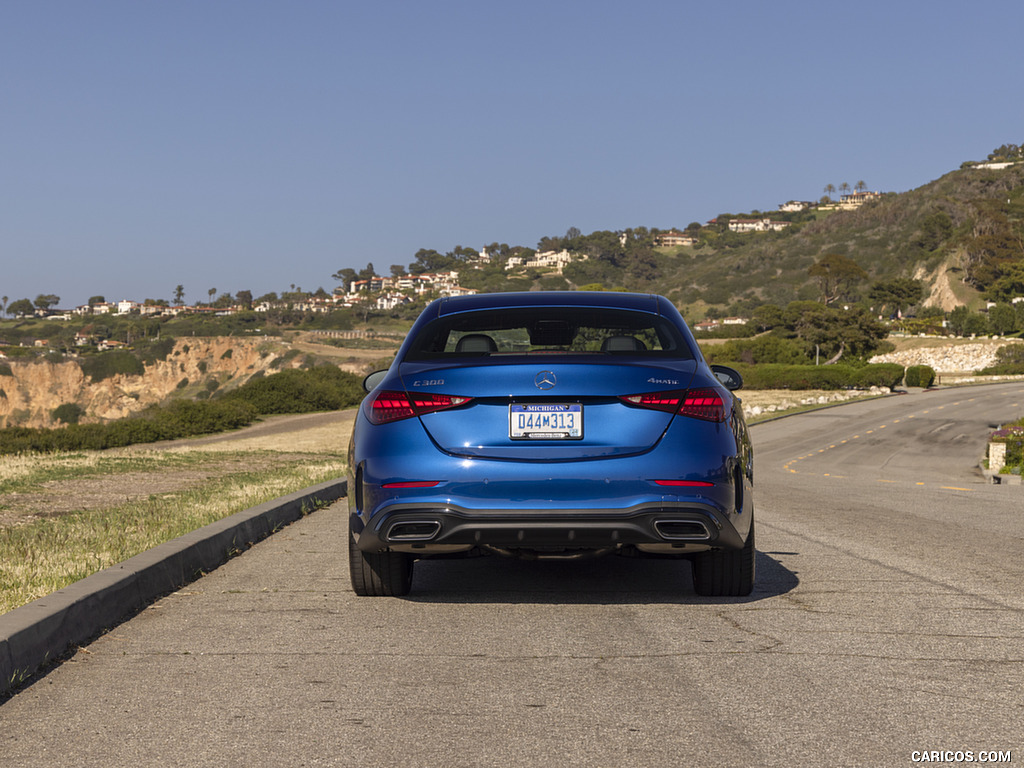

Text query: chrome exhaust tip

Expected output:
[653,519,713,541]
[387,520,442,542]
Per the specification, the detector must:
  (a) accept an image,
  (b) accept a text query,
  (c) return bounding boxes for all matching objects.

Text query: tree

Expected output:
[824,184,836,202]
[868,278,924,316]
[839,182,850,198]
[212,292,235,309]
[988,303,1018,336]
[855,180,867,193]
[173,285,185,305]
[331,268,357,292]
[750,303,785,332]
[235,290,253,309]
[34,294,60,311]
[207,287,216,305]
[948,306,970,336]
[808,253,868,305]
[782,301,887,363]
[88,295,105,308]
[408,249,457,275]
[2,296,8,314]
[7,298,34,317]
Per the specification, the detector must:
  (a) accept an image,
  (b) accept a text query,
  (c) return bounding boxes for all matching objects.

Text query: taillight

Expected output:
[619,387,727,422]
[678,388,728,422]
[368,391,472,424]
[653,480,715,487]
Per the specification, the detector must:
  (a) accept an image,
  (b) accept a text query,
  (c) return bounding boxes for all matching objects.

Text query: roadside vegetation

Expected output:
[0,447,347,614]
[0,366,364,456]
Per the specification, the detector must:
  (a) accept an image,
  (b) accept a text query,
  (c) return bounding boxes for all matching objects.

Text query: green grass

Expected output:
[0,450,346,614]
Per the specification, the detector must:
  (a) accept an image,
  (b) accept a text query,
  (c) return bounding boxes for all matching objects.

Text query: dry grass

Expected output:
[0,410,355,615]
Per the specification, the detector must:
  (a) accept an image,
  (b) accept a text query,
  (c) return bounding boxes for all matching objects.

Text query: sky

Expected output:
[2,0,1023,310]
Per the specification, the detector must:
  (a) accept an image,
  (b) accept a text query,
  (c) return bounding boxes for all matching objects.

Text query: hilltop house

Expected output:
[838,190,882,209]
[728,218,791,233]
[654,230,698,247]
[506,249,588,274]
[779,201,813,212]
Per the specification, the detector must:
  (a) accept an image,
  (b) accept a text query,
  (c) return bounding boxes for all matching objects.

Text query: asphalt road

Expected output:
[2,385,1023,767]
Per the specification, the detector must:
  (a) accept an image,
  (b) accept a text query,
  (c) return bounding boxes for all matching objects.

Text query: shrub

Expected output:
[705,336,809,365]
[0,363,13,377]
[79,350,145,382]
[730,363,903,390]
[135,337,176,365]
[52,403,85,425]
[0,365,362,455]
[904,365,936,388]
[978,344,1024,375]
[222,366,364,414]
[990,423,1024,468]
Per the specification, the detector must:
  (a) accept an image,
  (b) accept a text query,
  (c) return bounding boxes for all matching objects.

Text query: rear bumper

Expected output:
[351,501,746,555]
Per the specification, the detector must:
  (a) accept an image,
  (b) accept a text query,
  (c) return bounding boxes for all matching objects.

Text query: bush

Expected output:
[978,343,1024,375]
[704,336,809,365]
[0,363,13,377]
[52,403,85,425]
[79,350,145,382]
[222,366,364,414]
[904,365,936,388]
[0,365,363,456]
[990,423,1024,469]
[730,363,904,390]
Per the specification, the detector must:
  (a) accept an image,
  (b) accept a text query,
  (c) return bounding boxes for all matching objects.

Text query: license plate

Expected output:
[510,404,582,440]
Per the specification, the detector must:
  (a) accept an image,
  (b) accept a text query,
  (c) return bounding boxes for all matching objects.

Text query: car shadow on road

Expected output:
[402,550,799,605]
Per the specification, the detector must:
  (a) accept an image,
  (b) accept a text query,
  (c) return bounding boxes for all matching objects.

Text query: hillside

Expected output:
[0,336,398,430]
[651,162,1024,318]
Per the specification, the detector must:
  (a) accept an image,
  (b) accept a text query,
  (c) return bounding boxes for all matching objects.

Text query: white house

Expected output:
[728,218,791,233]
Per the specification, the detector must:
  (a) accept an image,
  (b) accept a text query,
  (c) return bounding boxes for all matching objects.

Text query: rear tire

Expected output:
[691,519,755,597]
[348,531,413,596]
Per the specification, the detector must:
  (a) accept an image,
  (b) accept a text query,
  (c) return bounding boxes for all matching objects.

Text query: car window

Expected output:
[404,307,692,360]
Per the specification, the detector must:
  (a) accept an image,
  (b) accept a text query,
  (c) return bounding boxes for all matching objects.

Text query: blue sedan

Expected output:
[347,292,754,596]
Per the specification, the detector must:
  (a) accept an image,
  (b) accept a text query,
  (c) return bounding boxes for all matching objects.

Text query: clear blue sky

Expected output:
[3,0,1022,309]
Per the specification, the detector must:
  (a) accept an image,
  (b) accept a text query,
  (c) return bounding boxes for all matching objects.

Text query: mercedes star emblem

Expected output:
[534,371,557,390]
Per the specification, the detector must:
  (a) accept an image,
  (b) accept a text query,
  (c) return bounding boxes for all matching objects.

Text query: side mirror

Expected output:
[362,370,388,393]
[711,364,743,391]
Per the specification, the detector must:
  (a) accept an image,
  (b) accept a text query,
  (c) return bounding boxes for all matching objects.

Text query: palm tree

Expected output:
[824,184,836,202]
[173,285,185,305]
[207,287,216,305]
[855,180,867,193]
[1,296,7,315]
[839,182,850,198]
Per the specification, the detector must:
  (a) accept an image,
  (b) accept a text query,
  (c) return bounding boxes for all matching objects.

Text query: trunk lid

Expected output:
[398,360,698,461]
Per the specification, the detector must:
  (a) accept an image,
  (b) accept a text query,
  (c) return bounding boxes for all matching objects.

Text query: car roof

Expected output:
[435,291,665,316]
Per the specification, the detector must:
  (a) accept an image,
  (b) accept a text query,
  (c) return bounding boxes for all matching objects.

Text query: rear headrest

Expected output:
[601,335,646,352]
[455,333,497,353]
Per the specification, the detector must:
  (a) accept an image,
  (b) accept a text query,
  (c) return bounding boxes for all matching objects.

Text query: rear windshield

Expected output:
[404,307,693,361]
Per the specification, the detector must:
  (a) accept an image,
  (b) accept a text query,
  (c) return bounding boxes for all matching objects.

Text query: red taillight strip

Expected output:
[619,387,728,422]
[679,388,727,422]
[368,390,472,424]
[653,480,715,487]
[382,481,442,489]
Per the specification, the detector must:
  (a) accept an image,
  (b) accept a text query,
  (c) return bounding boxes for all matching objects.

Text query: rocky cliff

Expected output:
[0,338,294,429]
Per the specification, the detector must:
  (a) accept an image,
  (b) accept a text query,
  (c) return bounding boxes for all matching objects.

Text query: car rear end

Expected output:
[347,292,754,596]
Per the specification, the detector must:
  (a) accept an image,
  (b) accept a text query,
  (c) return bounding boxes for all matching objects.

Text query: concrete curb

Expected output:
[0,478,347,698]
